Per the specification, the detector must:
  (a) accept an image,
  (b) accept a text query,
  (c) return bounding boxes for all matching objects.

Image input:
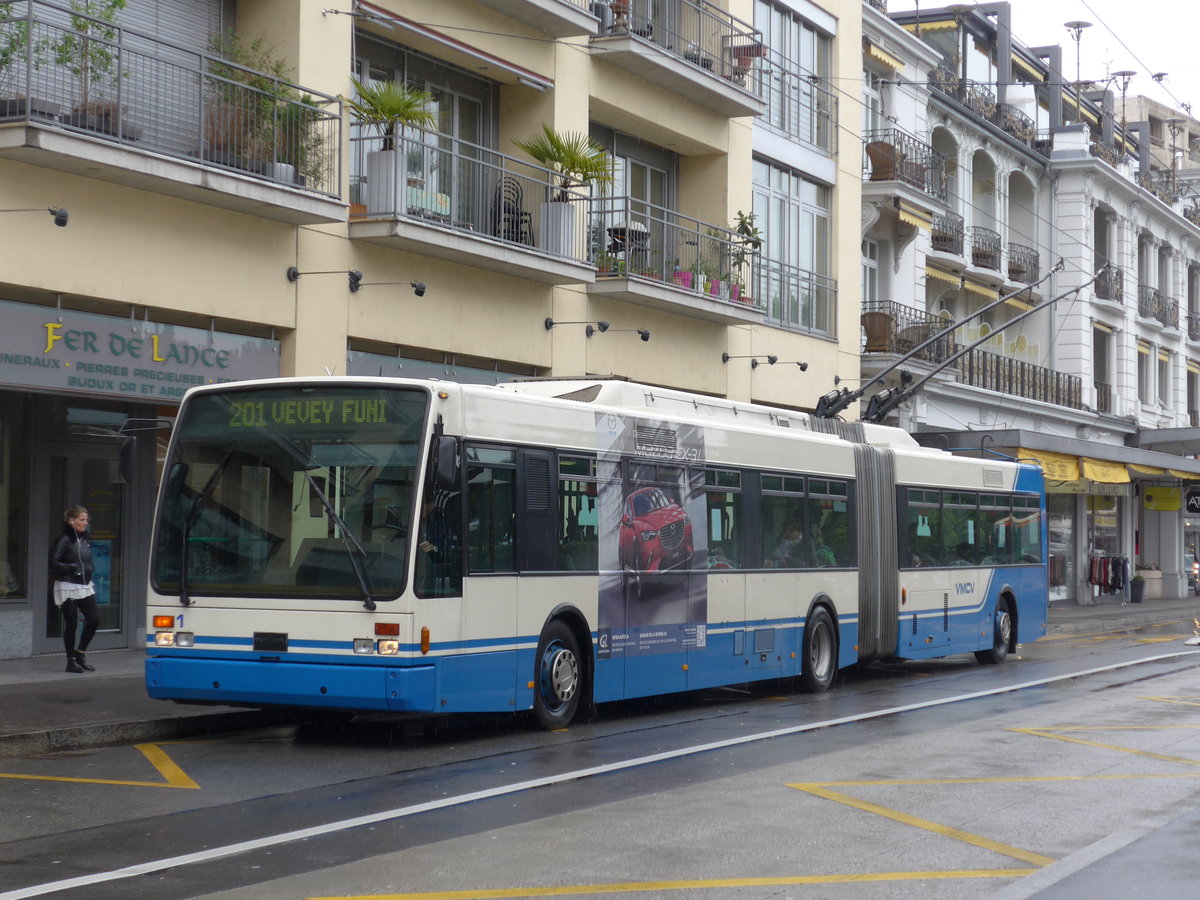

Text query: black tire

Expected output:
[533,620,584,729]
[799,606,837,693]
[975,598,1012,665]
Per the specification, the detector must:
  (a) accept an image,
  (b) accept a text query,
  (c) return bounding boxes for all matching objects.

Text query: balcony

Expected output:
[969,225,1001,272]
[1007,242,1040,283]
[1095,266,1123,303]
[0,1,343,225]
[587,198,764,325]
[1094,381,1113,414]
[863,128,948,204]
[1138,285,1179,329]
[759,58,837,156]
[1188,312,1200,341]
[931,212,964,257]
[955,348,1082,409]
[998,104,1035,146]
[590,0,766,118]
[757,259,837,337]
[349,128,595,286]
[860,301,952,363]
[472,0,600,37]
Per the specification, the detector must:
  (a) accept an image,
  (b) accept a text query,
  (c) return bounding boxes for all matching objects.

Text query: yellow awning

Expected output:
[865,41,904,71]
[1094,321,1114,333]
[904,20,958,34]
[1171,469,1200,479]
[1187,361,1200,374]
[896,201,932,230]
[1129,463,1166,475]
[964,280,999,299]
[1012,53,1044,82]
[1083,457,1131,484]
[1020,448,1079,481]
[1005,297,1034,311]
[925,266,960,287]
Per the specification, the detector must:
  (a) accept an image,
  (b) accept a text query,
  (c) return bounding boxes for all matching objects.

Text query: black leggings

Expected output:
[61,595,100,655]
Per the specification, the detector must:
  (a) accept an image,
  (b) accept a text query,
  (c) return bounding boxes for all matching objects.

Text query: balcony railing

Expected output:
[1007,242,1040,283]
[1095,265,1123,302]
[1089,140,1121,167]
[600,0,763,90]
[956,348,1083,409]
[759,59,837,154]
[998,104,1035,145]
[350,127,593,262]
[931,212,964,256]
[758,258,837,336]
[0,1,340,197]
[970,225,1001,271]
[1094,381,1113,414]
[588,196,764,310]
[860,301,952,363]
[1158,296,1179,329]
[1188,312,1200,341]
[863,128,948,202]
[1135,285,1178,328]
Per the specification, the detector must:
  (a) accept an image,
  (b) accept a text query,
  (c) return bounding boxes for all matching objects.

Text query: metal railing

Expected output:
[589,196,764,310]
[1188,312,1200,341]
[932,212,964,256]
[758,258,837,336]
[0,0,340,196]
[998,103,1035,145]
[600,0,763,93]
[863,128,948,201]
[1095,265,1123,302]
[860,301,951,363]
[1007,242,1040,283]
[955,347,1083,409]
[970,225,1001,271]
[1094,381,1112,413]
[759,58,836,154]
[350,127,594,262]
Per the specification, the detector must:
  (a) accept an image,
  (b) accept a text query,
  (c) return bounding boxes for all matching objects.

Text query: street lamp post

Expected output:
[1064,20,1092,124]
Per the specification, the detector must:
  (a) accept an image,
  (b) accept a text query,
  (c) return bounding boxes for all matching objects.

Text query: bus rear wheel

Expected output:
[799,607,836,693]
[533,620,583,729]
[975,598,1012,665]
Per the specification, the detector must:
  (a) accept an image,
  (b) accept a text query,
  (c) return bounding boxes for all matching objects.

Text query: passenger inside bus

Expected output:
[770,519,806,567]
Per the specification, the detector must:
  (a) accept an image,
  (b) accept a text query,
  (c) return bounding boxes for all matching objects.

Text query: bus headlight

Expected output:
[155,632,174,647]
[377,639,399,655]
[353,638,375,654]
[175,632,194,648]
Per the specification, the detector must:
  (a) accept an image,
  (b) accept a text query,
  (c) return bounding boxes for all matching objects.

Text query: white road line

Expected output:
[4,650,1199,900]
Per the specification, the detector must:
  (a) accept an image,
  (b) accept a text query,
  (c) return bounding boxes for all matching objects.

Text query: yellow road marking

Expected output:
[789,782,1054,866]
[1010,725,1200,767]
[307,869,1039,899]
[1143,695,1200,707]
[0,742,199,789]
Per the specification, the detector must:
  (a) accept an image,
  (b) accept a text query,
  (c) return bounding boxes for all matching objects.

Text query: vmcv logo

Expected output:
[956,582,976,595]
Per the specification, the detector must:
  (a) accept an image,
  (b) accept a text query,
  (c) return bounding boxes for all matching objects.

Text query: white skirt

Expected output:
[53,581,95,608]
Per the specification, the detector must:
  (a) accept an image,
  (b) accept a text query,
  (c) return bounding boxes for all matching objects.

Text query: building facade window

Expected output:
[1137,341,1151,404]
[0,392,29,600]
[755,0,835,153]
[753,158,834,334]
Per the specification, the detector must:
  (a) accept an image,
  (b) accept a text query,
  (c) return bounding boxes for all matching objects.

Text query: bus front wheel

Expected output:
[533,620,583,729]
[799,607,837,693]
[975,598,1012,665]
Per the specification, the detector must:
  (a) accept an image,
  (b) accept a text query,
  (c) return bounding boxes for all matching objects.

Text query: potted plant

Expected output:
[729,210,762,304]
[204,29,296,176]
[344,76,436,216]
[0,1,58,120]
[53,0,132,137]
[1130,572,1145,604]
[513,125,613,257]
[274,92,327,187]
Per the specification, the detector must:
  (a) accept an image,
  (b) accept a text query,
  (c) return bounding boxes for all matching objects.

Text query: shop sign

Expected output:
[1144,487,1181,511]
[1047,479,1129,496]
[1186,491,1200,514]
[0,299,279,402]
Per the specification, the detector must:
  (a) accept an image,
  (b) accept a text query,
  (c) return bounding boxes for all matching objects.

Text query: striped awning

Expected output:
[896,200,932,230]
[1005,296,1034,311]
[904,20,958,34]
[1019,448,1080,481]
[964,279,999,300]
[1011,53,1044,82]
[925,266,961,287]
[865,40,904,71]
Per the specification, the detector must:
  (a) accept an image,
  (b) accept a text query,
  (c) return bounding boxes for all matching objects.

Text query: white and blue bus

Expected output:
[145,377,1048,728]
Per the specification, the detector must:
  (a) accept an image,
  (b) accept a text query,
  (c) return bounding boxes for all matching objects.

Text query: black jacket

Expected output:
[50,524,94,586]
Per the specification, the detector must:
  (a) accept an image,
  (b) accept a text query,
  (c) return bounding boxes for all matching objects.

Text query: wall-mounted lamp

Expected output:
[775,360,809,371]
[546,317,609,337]
[723,353,778,369]
[1,206,68,226]
[609,327,651,342]
[352,279,427,297]
[286,266,363,292]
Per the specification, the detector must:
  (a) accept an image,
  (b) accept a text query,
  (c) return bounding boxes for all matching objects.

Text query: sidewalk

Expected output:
[3,595,1200,757]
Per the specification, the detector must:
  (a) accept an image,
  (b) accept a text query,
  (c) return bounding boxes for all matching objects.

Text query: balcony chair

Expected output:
[491,175,533,245]
[866,141,899,181]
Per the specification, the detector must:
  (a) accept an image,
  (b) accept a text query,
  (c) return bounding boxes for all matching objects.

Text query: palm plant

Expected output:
[514,125,613,201]
[345,77,436,150]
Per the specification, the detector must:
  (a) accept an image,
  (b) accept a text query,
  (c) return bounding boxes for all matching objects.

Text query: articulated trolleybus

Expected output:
[146,377,1048,728]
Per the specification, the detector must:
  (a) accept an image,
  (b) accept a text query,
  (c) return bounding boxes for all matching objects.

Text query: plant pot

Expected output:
[1130,579,1145,604]
[0,97,60,121]
[366,149,402,216]
[539,200,575,258]
[673,271,693,290]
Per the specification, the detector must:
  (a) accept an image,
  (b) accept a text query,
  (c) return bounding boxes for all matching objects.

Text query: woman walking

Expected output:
[50,506,100,673]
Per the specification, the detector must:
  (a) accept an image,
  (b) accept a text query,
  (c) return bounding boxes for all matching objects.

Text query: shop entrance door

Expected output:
[38,443,128,653]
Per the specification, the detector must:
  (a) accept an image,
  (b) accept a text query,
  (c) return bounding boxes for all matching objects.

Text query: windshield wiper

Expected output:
[304,472,377,612]
[179,449,235,607]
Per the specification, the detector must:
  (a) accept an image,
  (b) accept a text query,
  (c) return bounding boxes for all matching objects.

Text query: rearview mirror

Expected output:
[432,436,460,491]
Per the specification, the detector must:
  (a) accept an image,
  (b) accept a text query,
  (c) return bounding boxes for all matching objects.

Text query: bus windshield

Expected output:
[151,385,429,603]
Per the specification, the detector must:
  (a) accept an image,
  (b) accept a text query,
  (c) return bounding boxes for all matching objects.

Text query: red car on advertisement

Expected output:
[619,486,694,576]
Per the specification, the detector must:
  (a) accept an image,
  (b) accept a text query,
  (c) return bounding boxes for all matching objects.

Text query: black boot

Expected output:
[66,656,83,673]
[75,652,95,672]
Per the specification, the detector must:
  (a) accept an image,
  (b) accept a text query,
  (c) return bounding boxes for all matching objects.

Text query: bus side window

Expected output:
[467,462,516,573]
[705,468,742,568]
[559,455,598,571]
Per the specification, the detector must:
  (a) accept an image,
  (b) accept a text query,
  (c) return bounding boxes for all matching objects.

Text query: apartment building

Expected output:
[867,1,1200,605]
[0,0,860,658]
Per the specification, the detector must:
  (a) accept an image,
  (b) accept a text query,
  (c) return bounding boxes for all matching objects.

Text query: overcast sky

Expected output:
[889,1,1197,116]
